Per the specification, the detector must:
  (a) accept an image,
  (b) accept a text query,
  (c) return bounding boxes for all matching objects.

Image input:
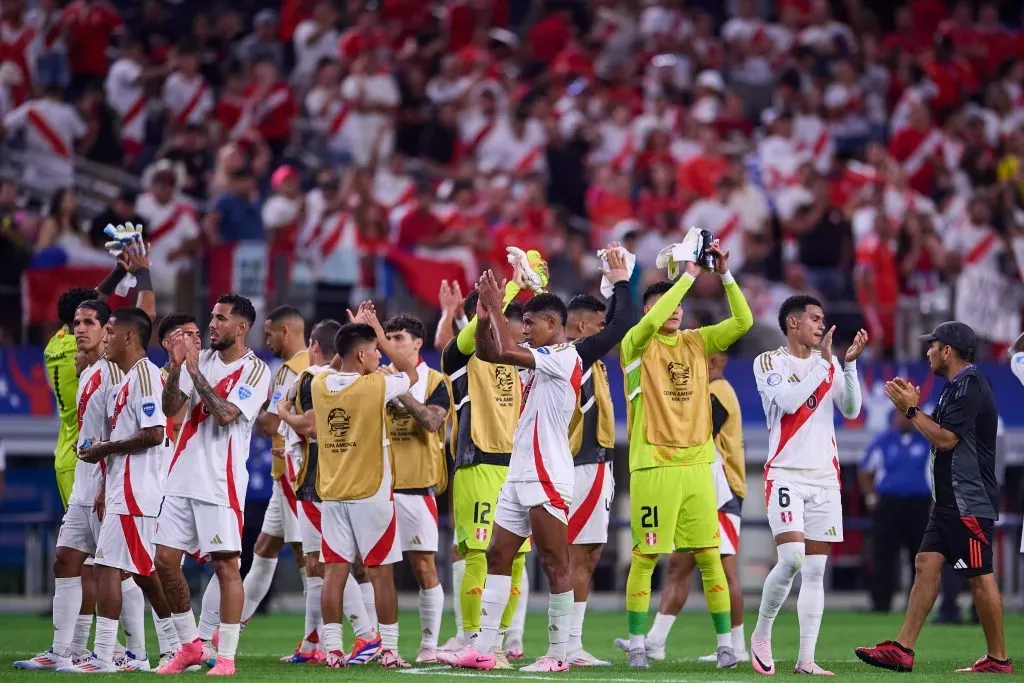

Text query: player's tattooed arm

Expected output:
[162,363,188,416]
[191,369,242,426]
[397,393,447,433]
[77,426,165,462]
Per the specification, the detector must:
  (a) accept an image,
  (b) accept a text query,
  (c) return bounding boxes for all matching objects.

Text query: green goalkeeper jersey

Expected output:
[44,326,80,473]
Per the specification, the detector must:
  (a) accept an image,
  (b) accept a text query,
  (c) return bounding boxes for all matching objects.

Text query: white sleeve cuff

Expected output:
[454,315,469,330]
[844,359,857,372]
[720,271,735,285]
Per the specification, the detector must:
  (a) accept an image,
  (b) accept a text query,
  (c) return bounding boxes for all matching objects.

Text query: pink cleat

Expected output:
[520,656,569,672]
[751,637,775,676]
[156,640,205,675]
[448,645,496,670]
[324,650,346,668]
[206,656,236,676]
[795,661,835,675]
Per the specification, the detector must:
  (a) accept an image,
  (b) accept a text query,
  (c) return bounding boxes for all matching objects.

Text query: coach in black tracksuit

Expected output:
[855,322,1011,674]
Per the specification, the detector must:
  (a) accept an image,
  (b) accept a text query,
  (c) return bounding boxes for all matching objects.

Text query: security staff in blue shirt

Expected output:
[858,409,933,612]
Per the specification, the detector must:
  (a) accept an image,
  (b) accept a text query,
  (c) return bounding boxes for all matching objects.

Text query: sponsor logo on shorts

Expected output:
[825,526,838,537]
[211,534,223,544]
[954,559,967,570]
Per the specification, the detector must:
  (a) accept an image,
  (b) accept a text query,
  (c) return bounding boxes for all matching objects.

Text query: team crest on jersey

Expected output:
[806,395,818,409]
[142,402,156,417]
[766,372,783,386]
[494,366,515,394]
[327,408,352,438]
[238,385,253,400]
[272,390,282,404]
[666,362,690,388]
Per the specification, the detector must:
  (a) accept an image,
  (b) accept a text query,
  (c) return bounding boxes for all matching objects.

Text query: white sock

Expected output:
[120,578,146,657]
[72,614,93,657]
[197,575,221,640]
[172,611,197,645]
[241,555,278,622]
[797,554,827,664]
[218,623,240,661]
[568,601,587,653]
[647,612,676,645]
[153,610,180,656]
[452,559,466,636]
[93,616,119,664]
[302,576,323,653]
[359,581,377,629]
[753,542,804,640]
[510,564,528,639]
[51,577,83,657]
[494,630,506,652]
[418,585,444,649]
[475,574,511,653]
[344,574,373,638]
[322,622,343,654]
[546,591,573,661]
[298,566,307,593]
[379,622,399,652]
[732,624,746,654]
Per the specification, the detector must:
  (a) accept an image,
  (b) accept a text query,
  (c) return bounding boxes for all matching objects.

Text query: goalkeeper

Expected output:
[619,236,752,669]
[45,228,155,506]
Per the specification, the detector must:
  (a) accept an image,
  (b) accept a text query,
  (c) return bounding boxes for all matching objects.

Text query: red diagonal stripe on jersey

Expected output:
[533,421,568,513]
[301,500,322,533]
[119,514,154,576]
[363,505,397,566]
[719,510,739,551]
[764,479,774,507]
[176,82,208,126]
[424,495,438,525]
[123,455,143,516]
[568,460,605,542]
[77,368,103,431]
[963,231,997,266]
[570,358,583,399]
[226,435,241,512]
[167,366,245,474]
[763,365,834,477]
[27,109,71,158]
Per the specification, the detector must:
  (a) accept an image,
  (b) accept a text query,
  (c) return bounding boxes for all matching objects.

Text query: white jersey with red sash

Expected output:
[758,134,805,197]
[592,121,635,172]
[945,221,1017,342]
[162,72,213,128]
[457,111,498,161]
[793,114,833,174]
[0,19,39,106]
[105,58,147,152]
[1,97,85,188]
[134,192,199,291]
[373,168,415,214]
[478,117,547,176]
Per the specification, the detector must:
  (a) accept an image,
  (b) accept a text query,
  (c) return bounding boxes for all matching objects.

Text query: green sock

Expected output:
[625,549,658,635]
[694,548,731,635]
[461,549,487,633]
[499,552,526,630]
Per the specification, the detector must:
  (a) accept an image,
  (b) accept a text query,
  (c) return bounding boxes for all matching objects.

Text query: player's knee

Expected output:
[52,551,79,578]
[305,555,324,578]
[630,549,658,575]
[776,542,805,577]
[913,552,941,579]
[154,548,177,575]
[212,555,241,582]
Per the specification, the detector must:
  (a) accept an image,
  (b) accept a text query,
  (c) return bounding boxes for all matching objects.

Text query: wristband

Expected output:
[720,271,735,285]
[96,264,127,297]
[133,268,153,292]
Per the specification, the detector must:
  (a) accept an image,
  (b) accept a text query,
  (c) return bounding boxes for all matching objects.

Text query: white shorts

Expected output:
[395,492,439,553]
[718,512,742,556]
[56,503,102,555]
[320,500,401,567]
[155,496,243,559]
[765,479,843,543]
[261,479,301,543]
[298,500,323,557]
[94,514,156,576]
[495,480,573,540]
[568,463,614,545]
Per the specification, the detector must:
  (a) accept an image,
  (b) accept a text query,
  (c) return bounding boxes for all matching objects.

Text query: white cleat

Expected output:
[439,635,463,653]
[795,660,835,675]
[415,647,438,664]
[568,649,612,666]
[115,650,151,671]
[56,653,117,673]
[613,637,665,661]
[519,655,569,672]
[699,649,750,663]
[13,648,73,670]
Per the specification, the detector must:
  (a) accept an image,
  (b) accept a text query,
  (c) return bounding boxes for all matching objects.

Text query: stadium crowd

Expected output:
[0,0,1022,357]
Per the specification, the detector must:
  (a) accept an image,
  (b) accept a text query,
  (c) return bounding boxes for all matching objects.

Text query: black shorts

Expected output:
[919,510,994,577]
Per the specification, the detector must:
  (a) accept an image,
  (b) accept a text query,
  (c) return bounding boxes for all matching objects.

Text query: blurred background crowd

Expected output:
[1,0,1024,362]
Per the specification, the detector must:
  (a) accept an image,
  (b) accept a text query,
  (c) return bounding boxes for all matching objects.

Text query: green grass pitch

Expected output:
[2,609,1021,680]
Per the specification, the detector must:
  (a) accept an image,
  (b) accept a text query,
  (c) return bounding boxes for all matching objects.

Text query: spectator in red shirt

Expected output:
[637,161,686,234]
[62,0,122,94]
[527,9,572,64]
[396,184,445,248]
[678,125,728,200]
[880,7,931,58]
[855,210,900,356]
[241,57,296,158]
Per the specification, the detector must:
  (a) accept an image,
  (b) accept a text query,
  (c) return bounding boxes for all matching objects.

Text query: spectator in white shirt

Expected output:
[292,1,340,94]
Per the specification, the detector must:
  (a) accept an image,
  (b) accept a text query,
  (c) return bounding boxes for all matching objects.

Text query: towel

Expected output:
[103,223,146,296]
[655,227,703,279]
[597,246,636,299]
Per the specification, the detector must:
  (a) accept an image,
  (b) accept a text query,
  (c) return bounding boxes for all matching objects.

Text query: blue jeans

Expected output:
[36,52,69,89]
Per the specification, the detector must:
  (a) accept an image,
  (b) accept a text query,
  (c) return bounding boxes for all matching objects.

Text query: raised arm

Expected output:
[119,238,157,322]
[621,271,696,363]
[161,332,188,416]
[695,247,754,355]
[456,279,522,355]
[362,302,420,386]
[473,271,535,368]
[434,280,466,352]
[576,250,637,366]
[831,329,867,419]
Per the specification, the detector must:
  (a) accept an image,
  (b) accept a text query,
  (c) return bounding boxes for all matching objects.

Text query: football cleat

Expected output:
[795,661,835,675]
[717,646,738,669]
[568,649,612,666]
[955,655,1013,674]
[347,634,382,665]
[281,647,325,664]
[415,646,437,664]
[324,650,347,668]
[206,656,236,676]
[505,637,524,660]
[751,637,776,675]
[627,647,649,669]
[613,636,664,661]
[115,650,151,671]
[520,655,569,672]
[56,653,117,673]
[155,639,205,674]
[699,649,750,663]
[854,640,914,673]
[447,644,495,670]
[13,648,72,670]
[378,649,411,669]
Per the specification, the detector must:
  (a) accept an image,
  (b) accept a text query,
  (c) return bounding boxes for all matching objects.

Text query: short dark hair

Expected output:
[267,305,303,324]
[334,323,377,358]
[463,290,480,318]
[76,300,111,326]
[217,294,257,326]
[311,319,341,358]
[522,293,567,326]
[112,307,153,347]
[158,313,198,344]
[58,288,99,327]
[567,294,606,315]
[778,295,823,334]
[506,301,524,322]
[383,313,426,341]
[642,281,674,306]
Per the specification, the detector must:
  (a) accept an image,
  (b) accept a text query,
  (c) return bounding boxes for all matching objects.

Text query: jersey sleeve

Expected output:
[266,366,297,416]
[710,393,729,438]
[1011,352,1024,386]
[937,377,981,441]
[425,381,451,411]
[529,344,580,380]
[134,366,167,430]
[753,351,832,415]
[384,372,412,402]
[228,359,272,421]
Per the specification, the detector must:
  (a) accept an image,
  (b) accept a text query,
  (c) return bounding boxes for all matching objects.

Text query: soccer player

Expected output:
[382,314,452,663]
[616,352,749,662]
[856,322,1011,674]
[156,314,202,436]
[154,294,272,676]
[448,271,581,673]
[61,308,174,673]
[620,243,752,669]
[438,282,532,665]
[312,306,419,669]
[278,320,382,665]
[562,247,635,666]
[751,296,865,676]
